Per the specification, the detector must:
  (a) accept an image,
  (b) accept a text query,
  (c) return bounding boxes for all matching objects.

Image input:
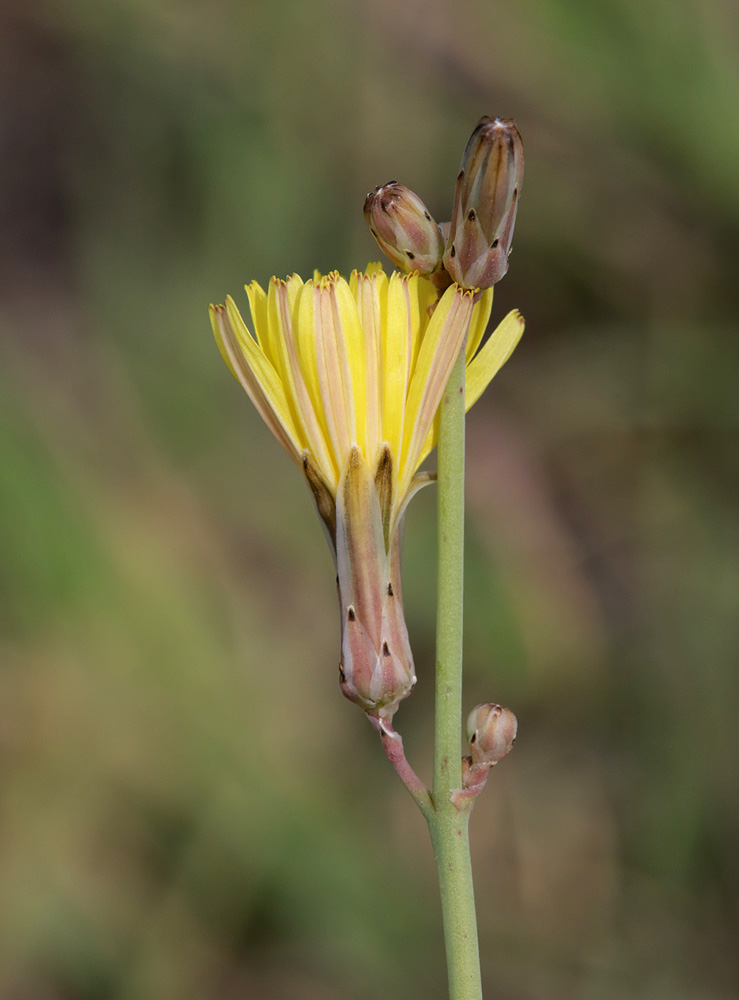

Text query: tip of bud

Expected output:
[476,115,517,130]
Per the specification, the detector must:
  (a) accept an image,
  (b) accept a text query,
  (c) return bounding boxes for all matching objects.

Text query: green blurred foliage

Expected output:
[0,0,738,997]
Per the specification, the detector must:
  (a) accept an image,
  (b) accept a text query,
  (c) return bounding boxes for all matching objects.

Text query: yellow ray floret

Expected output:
[210,265,524,510]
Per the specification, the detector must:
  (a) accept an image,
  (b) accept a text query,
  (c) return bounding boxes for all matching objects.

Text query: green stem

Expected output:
[428,346,483,1000]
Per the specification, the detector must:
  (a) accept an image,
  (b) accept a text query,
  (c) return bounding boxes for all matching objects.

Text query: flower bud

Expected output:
[443,117,524,289]
[364,183,445,276]
[466,703,517,766]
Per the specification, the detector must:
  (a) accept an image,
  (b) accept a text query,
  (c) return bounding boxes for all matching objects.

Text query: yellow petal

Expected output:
[210,302,237,379]
[332,276,367,454]
[296,279,324,432]
[244,281,271,360]
[381,272,416,460]
[400,285,474,491]
[414,275,438,330]
[418,307,524,463]
[353,269,387,466]
[211,301,301,462]
[466,287,494,362]
[311,278,362,466]
[465,308,524,410]
[268,276,336,483]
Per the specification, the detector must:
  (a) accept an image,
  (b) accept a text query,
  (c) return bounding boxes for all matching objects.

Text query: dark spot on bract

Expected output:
[348,607,356,621]
[467,209,476,221]
[406,250,415,260]
[450,244,456,258]
[424,211,432,221]
[470,733,477,743]
[387,582,394,596]
[491,238,499,248]
[382,642,391,657]
[339,665,346,682]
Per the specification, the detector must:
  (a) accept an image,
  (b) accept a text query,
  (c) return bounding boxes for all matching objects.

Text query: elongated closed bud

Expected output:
[364,183,445,276]
[467,703,518,766]
[336,447,416,720]
[443,116,524,289]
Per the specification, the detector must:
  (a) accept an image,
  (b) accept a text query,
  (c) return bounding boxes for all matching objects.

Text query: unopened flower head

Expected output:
[466,703,518,766]
[210,267,523,718]
[364,183,445,277]
[444,117,524,289]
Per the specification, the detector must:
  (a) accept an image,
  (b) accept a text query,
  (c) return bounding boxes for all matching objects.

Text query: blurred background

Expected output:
[1,0,738,997]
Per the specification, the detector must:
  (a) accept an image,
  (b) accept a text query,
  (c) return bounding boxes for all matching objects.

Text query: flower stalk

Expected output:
[427,341,483,1000]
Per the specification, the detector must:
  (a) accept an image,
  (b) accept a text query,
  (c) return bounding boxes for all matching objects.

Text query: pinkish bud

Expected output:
[443,117,524,289]
[364,182,445,276]
[466,703,517,766]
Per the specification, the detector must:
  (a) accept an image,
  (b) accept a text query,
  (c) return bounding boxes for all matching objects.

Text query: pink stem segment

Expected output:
[368,715,434,819]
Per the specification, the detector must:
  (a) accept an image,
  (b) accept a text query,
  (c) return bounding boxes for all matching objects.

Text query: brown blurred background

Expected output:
[1,1,738,998]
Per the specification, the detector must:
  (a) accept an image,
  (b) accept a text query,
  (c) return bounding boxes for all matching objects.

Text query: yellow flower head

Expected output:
[209,264,523,718]
[210,265,522,526]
